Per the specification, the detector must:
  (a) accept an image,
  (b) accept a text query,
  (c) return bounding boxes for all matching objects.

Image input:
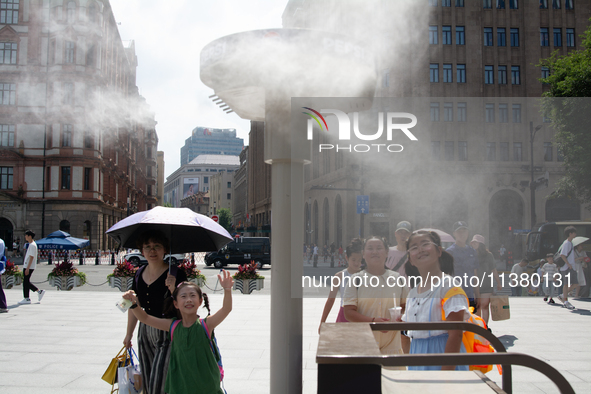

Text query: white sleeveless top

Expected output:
[339,270,352,307]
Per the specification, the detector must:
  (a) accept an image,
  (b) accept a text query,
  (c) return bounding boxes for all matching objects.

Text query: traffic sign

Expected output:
[356,195,369,214]
[212,215,219,222]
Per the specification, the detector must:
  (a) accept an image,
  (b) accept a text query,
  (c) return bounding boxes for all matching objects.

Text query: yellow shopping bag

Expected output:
[102,346,130,385]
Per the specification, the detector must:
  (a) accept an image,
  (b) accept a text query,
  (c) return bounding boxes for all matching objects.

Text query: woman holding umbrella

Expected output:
[123,230,187,394]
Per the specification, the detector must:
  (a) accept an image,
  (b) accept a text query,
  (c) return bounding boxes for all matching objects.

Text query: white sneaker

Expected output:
[38,289,46,302]
[18,298,31,304]
[557,294,564,303]
[564,301,575,310]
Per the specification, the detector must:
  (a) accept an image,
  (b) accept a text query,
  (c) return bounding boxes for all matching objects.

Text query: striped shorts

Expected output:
[138,322,171,394]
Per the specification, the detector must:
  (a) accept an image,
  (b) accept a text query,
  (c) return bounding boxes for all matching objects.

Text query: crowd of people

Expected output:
[318,220,590,371]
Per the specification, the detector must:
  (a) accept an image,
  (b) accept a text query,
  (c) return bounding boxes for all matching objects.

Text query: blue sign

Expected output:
[357,195,369,214]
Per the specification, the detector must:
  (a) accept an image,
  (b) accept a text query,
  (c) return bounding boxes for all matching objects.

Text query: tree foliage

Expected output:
[217,208,233,232]
[539,20,591,204]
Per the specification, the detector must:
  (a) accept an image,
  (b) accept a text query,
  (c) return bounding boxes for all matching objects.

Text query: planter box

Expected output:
[188,277,206,288]
[109,276,135,292]
[233,278,264,294]
[48,276,83,291]
[1,274,22,289]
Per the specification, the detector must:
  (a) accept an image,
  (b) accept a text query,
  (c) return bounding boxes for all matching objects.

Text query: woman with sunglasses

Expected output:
[123,230,187,394]
[402,230,470,371]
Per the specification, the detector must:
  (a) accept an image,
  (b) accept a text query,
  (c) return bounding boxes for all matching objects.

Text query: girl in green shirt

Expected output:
[124,270,233,394]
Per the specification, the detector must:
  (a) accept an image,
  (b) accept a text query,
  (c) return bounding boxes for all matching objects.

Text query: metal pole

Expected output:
[530,122,535,230]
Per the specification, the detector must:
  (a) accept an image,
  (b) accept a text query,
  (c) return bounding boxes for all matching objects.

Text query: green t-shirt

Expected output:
[164,319,223,394]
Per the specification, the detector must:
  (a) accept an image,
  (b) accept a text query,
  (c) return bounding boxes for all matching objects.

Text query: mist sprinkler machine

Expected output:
[200,28,377,394]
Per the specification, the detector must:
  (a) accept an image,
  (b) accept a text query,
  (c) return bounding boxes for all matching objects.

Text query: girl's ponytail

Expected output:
[202,292,211,315]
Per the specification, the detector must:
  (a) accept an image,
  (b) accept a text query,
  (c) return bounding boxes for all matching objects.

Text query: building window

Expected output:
[485,104,495,123]
[1,83,16,105]
[552,0,560,8]
[204,176,208,184]
[498,65,507,84]
[431,141,441,160]
[499,104,508,123]
[88,3,97,23]
[500,142,509,161]
[0,166,12,189]
[227,193,231,199]
[565,0,573,9]
[553,28,562,47]
[61,166,71,189]
[65,41,75,63]
[485,65,494,84]
[512,104,521,123]
[497,28,506,46]
[541,67,550,81]
[429,0,438,6]
[458,141,467,161]
[430,102,440,121]
[484,27,493,46]
[0,124,14,146]
[456,0,464,5]
[457,102,467,122]
[510,28,519,47]
[456,26,465,45]
[382,71,389,87]
[486,143,496,161]
[430,64,439,82]
[0,0,19,24]
[443,64,453,82]
[227,181,231,188]
[84,167,91,190]
[63,82,74,105]
[540,28,549,46]
[429,26,438,45]
[566,28,575,47]
[84,130,93,149]
[62,125,72,147]
[540,0,548,8]
[442,26,452,45]
[483,0,492,9]
[444,102,453,121]
[67,1,76,23]
[544,142,553,161]
[445,141,454,160]
[511,66,521,85]
[0,42,17,64]
[442,0,451,6]
[456,64,466,83]
[497,0,505,8]
[510,0,518,8]
[513,143,522,161]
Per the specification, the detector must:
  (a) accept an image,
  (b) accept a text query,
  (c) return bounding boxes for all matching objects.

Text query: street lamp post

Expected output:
[530,121,543,229]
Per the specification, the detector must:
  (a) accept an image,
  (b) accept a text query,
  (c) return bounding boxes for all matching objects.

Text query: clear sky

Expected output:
[109,0,286,178]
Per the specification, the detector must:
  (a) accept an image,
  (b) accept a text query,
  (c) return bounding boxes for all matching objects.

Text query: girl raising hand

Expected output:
[123,270,234,394]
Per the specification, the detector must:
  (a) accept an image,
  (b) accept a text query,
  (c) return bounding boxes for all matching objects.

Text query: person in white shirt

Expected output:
[541,254,559,304]
[558,226,577,310]
[19,230,45,304]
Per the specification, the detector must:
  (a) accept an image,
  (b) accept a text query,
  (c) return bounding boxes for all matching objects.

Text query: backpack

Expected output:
[170,318,225,383]
[554,242,572,268]
[441,287,502,374]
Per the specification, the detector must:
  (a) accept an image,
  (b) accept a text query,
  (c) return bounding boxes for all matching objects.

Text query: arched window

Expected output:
[59,219,71,233]
[67,2,76,24]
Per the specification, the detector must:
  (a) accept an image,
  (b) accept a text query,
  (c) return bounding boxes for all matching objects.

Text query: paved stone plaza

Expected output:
[1,264,590,393]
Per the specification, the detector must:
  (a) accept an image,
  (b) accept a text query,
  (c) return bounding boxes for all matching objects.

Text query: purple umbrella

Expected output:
[106,206,232,254]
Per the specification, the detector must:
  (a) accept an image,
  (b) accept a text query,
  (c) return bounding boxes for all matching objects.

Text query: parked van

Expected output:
[205,237,271,268]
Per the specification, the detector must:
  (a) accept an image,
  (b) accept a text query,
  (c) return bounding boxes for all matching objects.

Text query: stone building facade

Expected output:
[247,121,271,237]
[0,0,158,250]
[282,0,590,255]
